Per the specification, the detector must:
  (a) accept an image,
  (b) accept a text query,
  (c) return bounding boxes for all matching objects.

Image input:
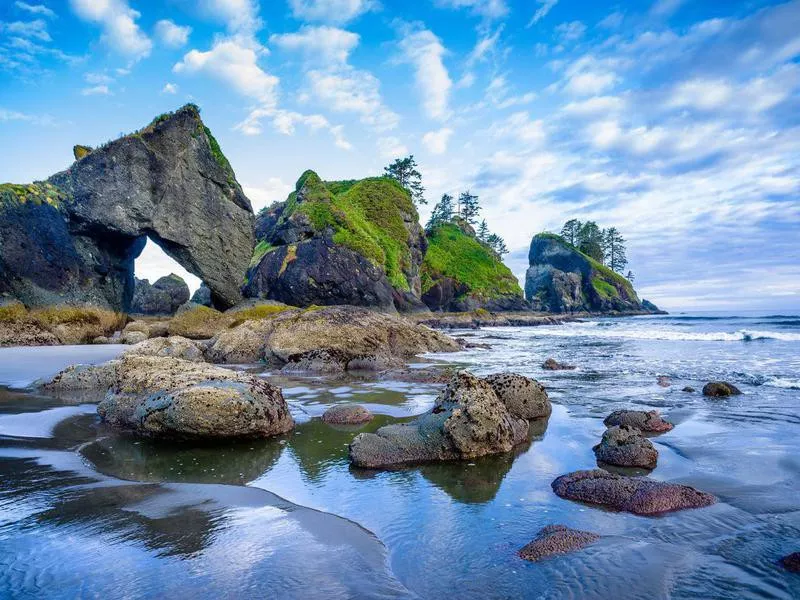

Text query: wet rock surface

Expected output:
[703,381,742,397]
[322,404,374,425]
[518,525,600,562]
[593,426,658,469]
[603,409,674,433]
[551,469,716,515]
[484,372,551,419]
[542,357,576,370]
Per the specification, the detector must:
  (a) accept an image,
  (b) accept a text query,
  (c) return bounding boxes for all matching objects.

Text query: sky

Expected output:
[1,0,799,311]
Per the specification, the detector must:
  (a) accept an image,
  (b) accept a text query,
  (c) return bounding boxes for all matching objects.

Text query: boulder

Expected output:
[551,469,716,515]
[123,336,205,362]
[0,104,253,311]
[131,274,189,315]
[603,410,674,433]
[349,371,530,468]
[322,404,373,425]
[518,525,599,562]
[40,361,119,394]
[121,330,148,345]
[190,283,213,307]
[542,358,576,371]
[593,426,658,469]
[483,373,551,419]
[703,381,742,397]
[779,552,800,573]
[682,386,695,393]
[97,355,293,440]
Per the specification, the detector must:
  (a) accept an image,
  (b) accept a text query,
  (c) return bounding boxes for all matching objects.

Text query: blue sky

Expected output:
[1,0,799,311]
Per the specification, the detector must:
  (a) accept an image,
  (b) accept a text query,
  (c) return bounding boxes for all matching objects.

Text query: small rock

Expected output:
[603,409,673,433]
[92,336,110,344]
[518,525,599,562]
[657,376,671,387]
[703,381,742,397]
[682,386,695,393]
[551,469,716,515]
[322,404,373,425]
[542,358,576,371]
[121,330,148,345]
[593,425,658,469]
[779,552,800,573]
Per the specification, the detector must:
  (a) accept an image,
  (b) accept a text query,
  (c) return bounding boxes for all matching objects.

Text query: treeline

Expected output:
[384,155,508,256]
[559,219,632,278]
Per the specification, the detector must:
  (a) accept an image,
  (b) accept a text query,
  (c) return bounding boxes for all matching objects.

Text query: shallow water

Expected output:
[1,313,799,599]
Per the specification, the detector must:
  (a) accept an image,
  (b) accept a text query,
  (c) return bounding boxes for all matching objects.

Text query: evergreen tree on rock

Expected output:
[384,155,426,205]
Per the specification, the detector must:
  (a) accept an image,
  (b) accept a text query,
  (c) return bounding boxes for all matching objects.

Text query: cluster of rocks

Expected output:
[130,275,189,316]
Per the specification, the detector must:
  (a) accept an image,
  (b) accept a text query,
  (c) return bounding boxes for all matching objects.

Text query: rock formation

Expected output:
[421,220,527,312]
[525,233,657,313]
[703,381,742,397]
[322,404,374,425]
[603,409,674,433]
[131,274,190,315]
[593,425,658,469]
[518,525,599,562]
[244,171,427,312]
[0,104,254,311]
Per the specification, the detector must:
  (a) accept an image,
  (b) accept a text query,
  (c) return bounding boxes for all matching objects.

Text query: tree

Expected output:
[457,190,480,224]
[603,227,628,273]
[477,219,489,242]
[560,219,582,246]
[426,193,454,231]
[577,221,604,263]
[486,233,509,256]
[626,270,635,283]
[384,155,426,205]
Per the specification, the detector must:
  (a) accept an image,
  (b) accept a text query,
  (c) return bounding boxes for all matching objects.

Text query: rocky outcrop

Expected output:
[190,283,213,307]
[206,305,459,366]
[244,172,426,312]
[593,426,658,469]
[551,469,716,515]
[603,409,674,433]
[322,404,373,425]
[420,221,527,312]
[518,525,599,562]
[525,234,655,313]
[483,372,551,419]
[96,355,293,440]
[349,371,543,468]
[703,381,742,397]
[131,274,189,315]
[0,105,253,311]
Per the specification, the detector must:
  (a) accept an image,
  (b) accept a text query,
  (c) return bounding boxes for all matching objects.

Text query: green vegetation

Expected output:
[560,219,629,273]
[421,223,522,299]
[227,304,290,327]
[0,182,66,209]
[202,125,235,183]
[250,240,276,268]
[168,305,226,339]
[383,155,426,205]
[0,302,126,343]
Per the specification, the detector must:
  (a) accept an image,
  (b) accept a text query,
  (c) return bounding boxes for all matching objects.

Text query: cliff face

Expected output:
[244,171,427,311]
[420,221,527,312]
[0,105,254,310]
[525,233,654,313]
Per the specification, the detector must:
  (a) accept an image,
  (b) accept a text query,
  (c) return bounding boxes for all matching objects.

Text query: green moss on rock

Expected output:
[0,182,67,209]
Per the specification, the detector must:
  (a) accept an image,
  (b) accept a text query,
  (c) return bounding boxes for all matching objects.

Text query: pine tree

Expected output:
[458,191,480,224]
[384,155,426,205]
[577,221,605,263]
[426,193,454,231]
[486,233,509,256]
[560,219,582,246]
[603,227,628,273]
[626,270,635,283]
[477,219,489,242]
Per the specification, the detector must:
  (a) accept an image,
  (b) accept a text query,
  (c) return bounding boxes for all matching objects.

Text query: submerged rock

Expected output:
[349,371,531,468]
[542,358,576,371]
[484,372,551,419]
[603,409,674,433]
[779,552,800,573]
[682,386,696,393]
[703,381,742,397]
[593,426,658,469]
[657,376,671,387]
[322,404,373,425]
[551,469,716,515]
[518,525,599,562]
[97,355,293,440]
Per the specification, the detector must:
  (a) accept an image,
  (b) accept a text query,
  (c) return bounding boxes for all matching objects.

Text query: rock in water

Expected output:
[348,371,531,468]
[542,357,576,370]
[131,274,190,315]
[0,104,253,310]
[518,525,600,562]
[702,381,742,397]
[593,426,658,469]
[322,404,373,425]
[244,172,426,312]
[779,552,800,573]
[97,355,293,440]
[524,233,652,313]
[483,372,551,419]
[551,469,716,515]
[603,409,674,433]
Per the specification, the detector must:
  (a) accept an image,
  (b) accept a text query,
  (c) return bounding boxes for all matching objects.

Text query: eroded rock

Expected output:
[551,469,716,515]
[603,409,674,433]
[518,525,599,562]
[593,425,658,469]
[484,372,551,419]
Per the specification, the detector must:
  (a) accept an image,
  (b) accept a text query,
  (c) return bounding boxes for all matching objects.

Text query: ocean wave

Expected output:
[534,325,800,342]
[761,377,800,390]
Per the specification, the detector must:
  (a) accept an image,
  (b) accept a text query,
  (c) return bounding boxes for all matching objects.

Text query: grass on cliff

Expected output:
[0,182,66,209]
[421,223,522,298]
[275,171,417,291]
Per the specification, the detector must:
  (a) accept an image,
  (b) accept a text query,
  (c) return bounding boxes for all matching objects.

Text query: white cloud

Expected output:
[528,0,558,26]
[396,25,452,120]
[15,2,56,18]
[422,128,453,154]
[489,111,546,145]
[155,19,191,48]
[0,107,54,125]
[555,21,586,43]
[598,11,623,29]
[456,72,476,88]
[562,95,626,115]
[486,75,537,108]
[565,70,617,95]
[202,0,261,34]
[307,69,399,131]
[69,0,152,60]
[377,136,408,159]
[466,26,503,67]
[84,72,113,85]
[243,177,293,211]
[436,0,509,20]
[288,0,376,25]
[270,26,359,65]
[667,78,732,110]
[162,82,178,94]
[651,0,685,18]
[81,84,111,96]
[1,19,51,41]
